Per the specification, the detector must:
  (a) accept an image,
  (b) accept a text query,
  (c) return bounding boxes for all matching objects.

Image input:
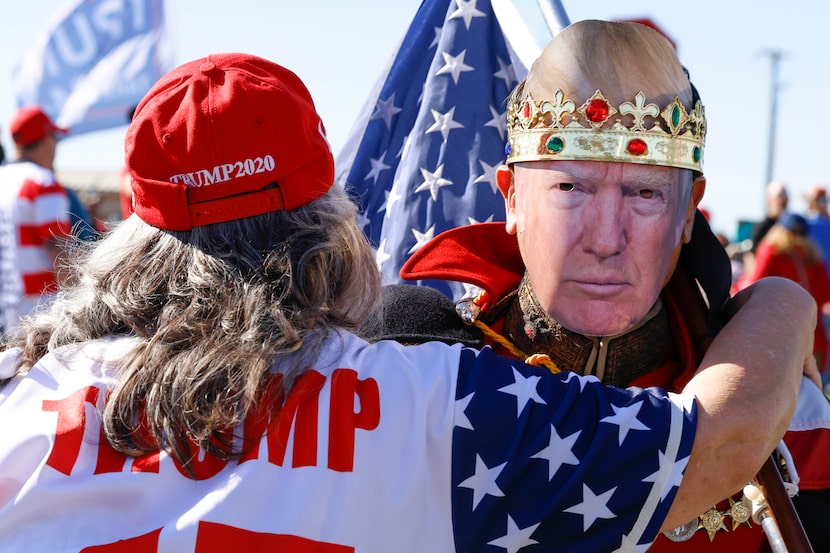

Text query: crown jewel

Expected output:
[506,89,706,172]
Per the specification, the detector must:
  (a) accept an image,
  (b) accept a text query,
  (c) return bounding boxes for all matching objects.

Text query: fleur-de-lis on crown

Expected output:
[619,92,660,132]
[538,90,575,129]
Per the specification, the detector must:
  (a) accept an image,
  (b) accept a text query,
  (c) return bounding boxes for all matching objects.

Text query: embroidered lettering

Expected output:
[169,155,276,187]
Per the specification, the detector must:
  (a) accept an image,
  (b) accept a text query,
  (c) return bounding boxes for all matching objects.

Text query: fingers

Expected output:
[803,355,822,390]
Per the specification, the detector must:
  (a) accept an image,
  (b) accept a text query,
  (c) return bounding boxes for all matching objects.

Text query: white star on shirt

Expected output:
[436,50,475,85]
[426,107,465,142]
[448,0,487,30]
[408,225,436,254]
[484,104,508,139]
[370,92,402,129]
[415,165,454,201]
[455,392,474,430]
[600,401,651,446]
[494,56,517,89]
[497,367,546,416]
[564,483,618,531]
[364,151,391,184]
[531,425,582,481]
[375,238,391,270]
[642,450,690,502]
[458,454,506,509]
[487,515,540,553]
[473,159,499,194]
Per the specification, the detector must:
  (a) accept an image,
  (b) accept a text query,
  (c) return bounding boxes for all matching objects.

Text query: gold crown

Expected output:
[506,89,706,172]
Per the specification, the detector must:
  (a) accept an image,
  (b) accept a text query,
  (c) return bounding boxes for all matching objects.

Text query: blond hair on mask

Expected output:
[521,19,694,113]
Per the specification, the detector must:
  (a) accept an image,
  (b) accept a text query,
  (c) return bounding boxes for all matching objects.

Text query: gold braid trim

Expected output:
[471,319,560,374]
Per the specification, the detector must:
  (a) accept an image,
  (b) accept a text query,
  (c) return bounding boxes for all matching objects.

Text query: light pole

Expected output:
[762,49,784,191]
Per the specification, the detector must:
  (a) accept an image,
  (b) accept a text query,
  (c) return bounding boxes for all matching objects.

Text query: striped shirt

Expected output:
[0,160,70,330]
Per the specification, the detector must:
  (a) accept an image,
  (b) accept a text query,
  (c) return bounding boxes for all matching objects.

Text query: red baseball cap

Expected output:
[125,52,334,231]
[9,105,68,147]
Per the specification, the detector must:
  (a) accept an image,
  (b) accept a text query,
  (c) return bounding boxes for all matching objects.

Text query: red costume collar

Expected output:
[400,222,525,303]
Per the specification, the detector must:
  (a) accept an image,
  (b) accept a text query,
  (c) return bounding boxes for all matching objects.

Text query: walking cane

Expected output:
[667,268,814,553]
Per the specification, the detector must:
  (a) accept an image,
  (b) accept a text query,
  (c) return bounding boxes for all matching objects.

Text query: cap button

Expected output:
[199,62,218,75]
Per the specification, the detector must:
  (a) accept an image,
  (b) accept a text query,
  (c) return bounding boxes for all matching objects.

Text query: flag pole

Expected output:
[535,0,571,35]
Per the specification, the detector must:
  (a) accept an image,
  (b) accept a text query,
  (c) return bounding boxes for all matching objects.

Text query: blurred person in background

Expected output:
[738,212,830,383]
[804,185,830,272]
[750,180,789,253]
[0,105,73,335]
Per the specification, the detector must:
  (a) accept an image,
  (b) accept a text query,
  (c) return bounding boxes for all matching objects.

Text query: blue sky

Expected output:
[2,0,827,239]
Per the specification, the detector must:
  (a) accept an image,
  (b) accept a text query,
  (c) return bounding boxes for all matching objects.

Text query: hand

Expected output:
[803,355,822,390]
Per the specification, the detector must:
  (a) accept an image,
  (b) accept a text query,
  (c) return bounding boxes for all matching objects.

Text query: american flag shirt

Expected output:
[0,332,695,552]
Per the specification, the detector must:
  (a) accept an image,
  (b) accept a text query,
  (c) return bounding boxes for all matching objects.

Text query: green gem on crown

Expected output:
[546,136,564,153]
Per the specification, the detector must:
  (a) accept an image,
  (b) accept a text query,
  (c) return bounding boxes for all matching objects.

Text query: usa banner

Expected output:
[335,0,540,300]
[12,0,173,137]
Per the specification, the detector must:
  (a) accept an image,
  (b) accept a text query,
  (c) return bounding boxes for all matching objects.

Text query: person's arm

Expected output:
[661,276,815,530]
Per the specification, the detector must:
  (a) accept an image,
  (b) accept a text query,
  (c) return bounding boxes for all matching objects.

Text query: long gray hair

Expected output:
[3,184,380,466]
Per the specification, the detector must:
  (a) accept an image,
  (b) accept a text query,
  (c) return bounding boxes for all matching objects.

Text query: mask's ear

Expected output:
[497,165,518,234]
[683,175,707,243]
[497,164,512,199]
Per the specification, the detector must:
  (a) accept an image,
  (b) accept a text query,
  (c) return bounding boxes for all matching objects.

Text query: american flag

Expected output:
[336,0,528,300]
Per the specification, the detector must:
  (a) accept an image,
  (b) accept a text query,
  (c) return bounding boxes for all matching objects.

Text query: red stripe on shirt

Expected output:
[40,220,72,241]
[22,271,58,296]
[18,221,71,246]
[18,178,64,201]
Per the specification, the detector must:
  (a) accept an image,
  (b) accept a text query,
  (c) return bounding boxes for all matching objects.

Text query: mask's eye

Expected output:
[558,183,575,192]
[639,189,655,199]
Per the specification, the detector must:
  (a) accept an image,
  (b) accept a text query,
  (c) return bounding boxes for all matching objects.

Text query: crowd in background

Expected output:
[716,180,830,387]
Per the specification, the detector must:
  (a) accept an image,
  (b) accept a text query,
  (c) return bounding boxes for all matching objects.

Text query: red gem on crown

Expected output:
[627,139,647,156]
[585,99,609,122]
